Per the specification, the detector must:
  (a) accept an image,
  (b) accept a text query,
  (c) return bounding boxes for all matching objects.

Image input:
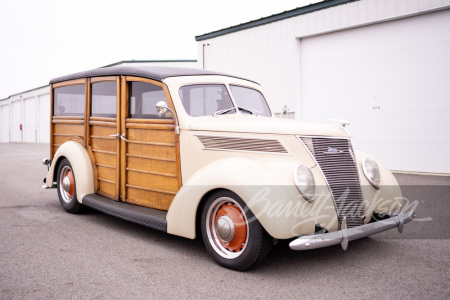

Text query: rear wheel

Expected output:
[56,158,82,214]
[201,190,272,271]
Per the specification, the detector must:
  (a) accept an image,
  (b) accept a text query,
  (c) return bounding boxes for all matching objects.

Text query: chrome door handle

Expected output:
[109,133,119,138]
[120,133,129,142]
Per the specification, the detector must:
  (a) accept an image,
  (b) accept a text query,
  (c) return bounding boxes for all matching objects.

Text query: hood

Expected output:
[188,115,348,137]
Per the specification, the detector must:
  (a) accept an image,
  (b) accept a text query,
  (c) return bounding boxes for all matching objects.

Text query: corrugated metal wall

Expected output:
[197,0,450,173]
[199,0,450,114]
[0,86,50,143]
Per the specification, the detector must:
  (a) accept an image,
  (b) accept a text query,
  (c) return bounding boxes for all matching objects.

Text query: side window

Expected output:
[53,84,85,116]
[91,81,117,118]
[129,82,171,119]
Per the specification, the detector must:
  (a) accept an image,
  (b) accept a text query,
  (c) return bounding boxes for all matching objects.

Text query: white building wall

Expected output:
[199,0,450,114]
[0,85,50,144]
[197,0,450,173]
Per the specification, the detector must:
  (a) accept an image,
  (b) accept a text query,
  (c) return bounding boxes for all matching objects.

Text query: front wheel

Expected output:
[56,158,82,214]
[201,190,272,271]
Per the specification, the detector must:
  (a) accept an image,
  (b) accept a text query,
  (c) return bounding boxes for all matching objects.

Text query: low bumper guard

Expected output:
[289,208,416,251]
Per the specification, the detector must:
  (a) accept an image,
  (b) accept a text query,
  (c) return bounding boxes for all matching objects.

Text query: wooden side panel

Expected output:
[124,123,179,210]
[52,118,85,155]
[90,117,118,199]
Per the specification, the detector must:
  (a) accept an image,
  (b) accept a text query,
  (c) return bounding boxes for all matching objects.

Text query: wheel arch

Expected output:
[166,157,297,240]
[46,141,95,203]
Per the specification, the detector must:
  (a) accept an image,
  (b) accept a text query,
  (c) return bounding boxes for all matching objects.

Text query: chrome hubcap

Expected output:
[216,215,235,242]
[63,176,71,193]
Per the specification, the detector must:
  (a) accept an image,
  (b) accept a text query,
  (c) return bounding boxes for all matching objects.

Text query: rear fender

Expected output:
[45,141,94,203]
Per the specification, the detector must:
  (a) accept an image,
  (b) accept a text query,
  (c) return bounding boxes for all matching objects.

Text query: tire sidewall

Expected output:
[56,158,81,213]
[201,190,270,271]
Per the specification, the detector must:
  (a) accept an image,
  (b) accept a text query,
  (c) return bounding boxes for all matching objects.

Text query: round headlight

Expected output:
[362,157,381,189]
[294,165,315,203]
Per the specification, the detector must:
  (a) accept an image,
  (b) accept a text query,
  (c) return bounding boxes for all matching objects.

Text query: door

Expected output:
[11,100,22,142]
[0,104,10,143]
[119,77,181,210]
[23,98,36,143]
[88,77,121,200]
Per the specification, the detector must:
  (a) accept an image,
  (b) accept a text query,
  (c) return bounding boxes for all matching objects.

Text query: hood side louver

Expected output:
[197,135,289,154]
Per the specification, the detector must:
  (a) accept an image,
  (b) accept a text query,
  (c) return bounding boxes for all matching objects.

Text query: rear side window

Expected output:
[129,82,171,119]
[53,84,85,116]
[91,81,117,118]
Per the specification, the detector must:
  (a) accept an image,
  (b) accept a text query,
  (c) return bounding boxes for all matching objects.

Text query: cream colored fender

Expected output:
[355,150,403,215]
[45,141,95,203]
[166,157,326,240]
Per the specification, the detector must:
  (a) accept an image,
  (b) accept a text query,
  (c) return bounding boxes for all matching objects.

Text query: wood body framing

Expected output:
[120,76,181,210]
[50,75,182,210]
[50,79,86,158]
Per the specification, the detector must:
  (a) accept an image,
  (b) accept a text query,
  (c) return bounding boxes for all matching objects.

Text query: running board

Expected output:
[82,194,167,232]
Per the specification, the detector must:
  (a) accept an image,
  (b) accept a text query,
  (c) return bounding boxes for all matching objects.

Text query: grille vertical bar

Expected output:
[300,136,364,229]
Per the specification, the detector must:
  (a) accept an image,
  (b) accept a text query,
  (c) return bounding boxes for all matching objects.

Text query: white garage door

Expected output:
[23,98,36,143]
[11,100,22,143]
[300,9,450,174]
[38,94,50,143]
[1,104,10,143]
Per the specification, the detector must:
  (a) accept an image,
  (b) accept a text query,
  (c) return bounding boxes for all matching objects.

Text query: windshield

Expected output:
[179,84,236,117]
[229,85,271,117]
[179,84,271,117]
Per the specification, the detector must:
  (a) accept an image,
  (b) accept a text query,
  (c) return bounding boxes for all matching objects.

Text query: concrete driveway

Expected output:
[0,143,448,299]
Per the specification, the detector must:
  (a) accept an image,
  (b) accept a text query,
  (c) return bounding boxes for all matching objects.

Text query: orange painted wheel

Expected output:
[201,191,273,271]
[206,197,249,259]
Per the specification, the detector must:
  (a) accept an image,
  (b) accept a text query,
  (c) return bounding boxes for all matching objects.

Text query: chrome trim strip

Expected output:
[289,209,415,251]
[196,135,292,155]
[297,135,350,140]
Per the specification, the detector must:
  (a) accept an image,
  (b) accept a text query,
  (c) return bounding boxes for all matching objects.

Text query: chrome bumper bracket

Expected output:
[341,216,348,251]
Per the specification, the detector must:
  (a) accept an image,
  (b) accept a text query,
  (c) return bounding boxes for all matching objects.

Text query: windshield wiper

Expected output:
[213,107,236,117]
[237,106,260,116]
[213,106,260,117]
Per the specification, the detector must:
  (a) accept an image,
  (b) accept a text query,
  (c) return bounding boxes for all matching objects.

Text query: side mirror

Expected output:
[156,101,169,114]
[155,101,180,135]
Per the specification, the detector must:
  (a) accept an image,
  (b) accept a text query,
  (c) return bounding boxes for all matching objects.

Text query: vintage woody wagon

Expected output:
[42,66,415,270]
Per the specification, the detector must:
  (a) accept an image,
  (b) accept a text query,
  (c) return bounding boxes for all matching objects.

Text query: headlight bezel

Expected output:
[293,165,316,203]
[362,157,381,189]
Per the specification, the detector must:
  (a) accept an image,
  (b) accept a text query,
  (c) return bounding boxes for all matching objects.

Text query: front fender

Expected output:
[166,157,322,240]
[355,150,403,215]
[45,141,95,203]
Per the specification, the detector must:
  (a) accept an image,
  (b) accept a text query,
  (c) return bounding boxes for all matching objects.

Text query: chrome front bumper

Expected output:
[289,209,416,251]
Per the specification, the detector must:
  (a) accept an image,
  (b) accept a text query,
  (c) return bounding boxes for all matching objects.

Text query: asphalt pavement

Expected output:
[0,143,448,299]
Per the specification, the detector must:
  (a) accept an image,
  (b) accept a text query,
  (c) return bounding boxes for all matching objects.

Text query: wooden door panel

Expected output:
[88,77,121,200]
[127,128,176,144]
[126,156,177,175]
[126,171,178,191]
[126,187,175,210]
[126,143,177,160]
[90,118,118,199]
[120,78,181,210]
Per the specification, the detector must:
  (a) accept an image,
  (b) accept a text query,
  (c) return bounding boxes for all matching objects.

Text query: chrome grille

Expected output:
[197,135,288,154]
[299,136,364,229]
